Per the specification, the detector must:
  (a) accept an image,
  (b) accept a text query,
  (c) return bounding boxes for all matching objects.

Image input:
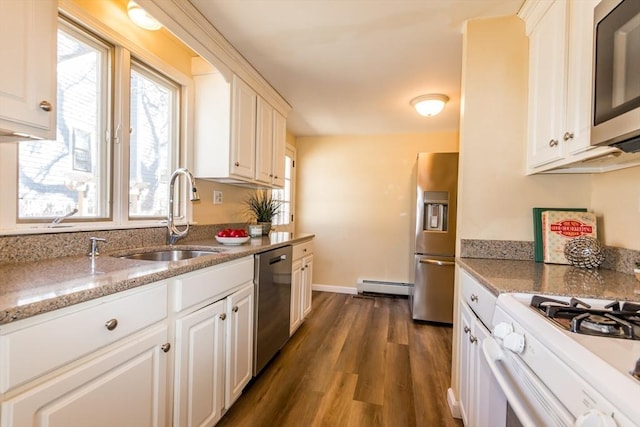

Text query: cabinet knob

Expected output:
[548,139,559,147]
[161,343,171,353]
[39,100,52,112]
[220,313,227,320]
[234,162,240,167]
[274,175,278,179]
[563,132,574,141]
[463,325,470,334]
[232,306,239,313]
[105,318,118,331]
[470,294,478,302]
[269,173,273,177]
[469,335,478,344]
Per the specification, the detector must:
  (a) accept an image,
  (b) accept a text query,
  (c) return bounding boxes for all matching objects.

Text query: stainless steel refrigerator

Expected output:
[409,152,458,323]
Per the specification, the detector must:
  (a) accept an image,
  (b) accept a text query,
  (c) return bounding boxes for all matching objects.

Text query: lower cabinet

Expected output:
[457,269,505,427]
[173,282,254,427]
[290,240,314,335]
[0,325,169,427]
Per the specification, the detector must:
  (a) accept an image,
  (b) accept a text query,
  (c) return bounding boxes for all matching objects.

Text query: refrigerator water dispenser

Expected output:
[423,191,449,232]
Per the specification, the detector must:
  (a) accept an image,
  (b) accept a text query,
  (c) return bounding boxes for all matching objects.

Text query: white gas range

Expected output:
[484,292,640,427]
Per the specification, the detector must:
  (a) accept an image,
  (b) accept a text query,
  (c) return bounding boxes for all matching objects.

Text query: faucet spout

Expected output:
[167,168,199,245]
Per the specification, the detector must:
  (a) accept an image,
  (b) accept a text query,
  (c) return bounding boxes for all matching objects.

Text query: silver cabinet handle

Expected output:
[419,258,455,266]
[470,294,479,302]
[220,313,227,320]
[161,343,171,353]
[548,139,559,147]
[105,319,118,330]
[232,306,239,313]
[39,100,52,112]
[463,326,470,334]
[563,132,574,141]
[234,162,240,167]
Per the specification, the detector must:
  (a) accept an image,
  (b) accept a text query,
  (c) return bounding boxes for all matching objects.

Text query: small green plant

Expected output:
[244,190,281,223]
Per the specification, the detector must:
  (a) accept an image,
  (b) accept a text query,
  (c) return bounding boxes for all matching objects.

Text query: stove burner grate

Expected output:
[530,295,640,340]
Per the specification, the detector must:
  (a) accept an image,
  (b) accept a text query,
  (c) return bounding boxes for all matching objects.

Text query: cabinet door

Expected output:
[174,300,226,427]
[564,0,600,155]
[526,0,567,168]
[290,258,303,335]
[458,302,474,426]
[255,98,274,184]
[301,255,314,317]
[271,111,286,188]
[0,326,168,427]
[0,0,56,140]
[230,76,256,180]
[225,282,254,408]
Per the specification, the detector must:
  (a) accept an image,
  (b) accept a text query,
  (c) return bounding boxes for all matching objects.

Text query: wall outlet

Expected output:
[213,190,223,205]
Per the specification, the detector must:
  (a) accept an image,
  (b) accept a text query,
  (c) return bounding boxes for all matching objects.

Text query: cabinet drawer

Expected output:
[173,256,253,312]
[293,240,313,260]
[460,269,496,327]
[0,283,167,393]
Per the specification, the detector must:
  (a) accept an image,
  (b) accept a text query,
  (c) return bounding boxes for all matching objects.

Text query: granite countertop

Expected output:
[0,232,314,326]
[458,257,640,302]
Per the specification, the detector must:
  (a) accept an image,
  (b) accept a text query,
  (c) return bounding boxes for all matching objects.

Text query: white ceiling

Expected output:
[189,0,524,137]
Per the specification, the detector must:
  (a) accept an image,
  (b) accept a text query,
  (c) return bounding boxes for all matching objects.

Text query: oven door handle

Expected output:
[482,337,574,427]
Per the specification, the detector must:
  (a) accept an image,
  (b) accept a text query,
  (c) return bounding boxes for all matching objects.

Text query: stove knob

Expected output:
[575,409,617,427]
[503,332,525,354]
[493,322,513,340]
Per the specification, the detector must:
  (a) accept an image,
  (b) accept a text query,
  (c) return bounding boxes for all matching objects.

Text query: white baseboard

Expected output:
[311,284,358,295]
[447,387,462,419]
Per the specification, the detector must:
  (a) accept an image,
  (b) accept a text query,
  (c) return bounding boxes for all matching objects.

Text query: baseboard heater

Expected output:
[356,279,412,296]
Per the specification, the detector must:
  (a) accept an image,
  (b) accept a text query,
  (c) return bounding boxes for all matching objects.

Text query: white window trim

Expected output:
[0,2,195,235]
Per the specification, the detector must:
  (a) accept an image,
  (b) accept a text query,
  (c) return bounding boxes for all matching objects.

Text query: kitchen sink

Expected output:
[118,249,225,262]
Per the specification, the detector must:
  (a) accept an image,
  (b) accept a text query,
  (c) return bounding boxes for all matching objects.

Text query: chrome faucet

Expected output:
[167,168,200,245]
[49,208,78,227]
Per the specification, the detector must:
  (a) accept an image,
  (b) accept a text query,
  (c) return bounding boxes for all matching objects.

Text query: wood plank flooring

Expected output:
[217,291,462,427]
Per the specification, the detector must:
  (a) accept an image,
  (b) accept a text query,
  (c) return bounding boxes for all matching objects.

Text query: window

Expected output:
[273,145,296,232]
[18,20,111,221]
[14,15,184,229]
[129,62,179,218]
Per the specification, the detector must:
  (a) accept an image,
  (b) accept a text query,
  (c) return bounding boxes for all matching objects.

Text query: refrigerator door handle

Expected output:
[419,258,455,266]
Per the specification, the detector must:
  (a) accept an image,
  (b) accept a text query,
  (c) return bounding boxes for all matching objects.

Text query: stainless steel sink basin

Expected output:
[118,249,224,261]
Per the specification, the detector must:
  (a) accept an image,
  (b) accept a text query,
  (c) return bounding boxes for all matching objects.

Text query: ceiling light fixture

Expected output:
[410,94,449,117]
[127,1,162,31]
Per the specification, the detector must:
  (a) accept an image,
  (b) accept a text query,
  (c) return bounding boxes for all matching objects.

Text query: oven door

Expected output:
[482,336,574,427]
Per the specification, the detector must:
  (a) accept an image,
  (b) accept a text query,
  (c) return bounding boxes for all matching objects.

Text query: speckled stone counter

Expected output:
[0,232,314,325]
[458,257,640,303]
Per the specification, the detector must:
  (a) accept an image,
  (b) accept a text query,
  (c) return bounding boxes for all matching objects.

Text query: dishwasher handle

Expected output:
[270,254,287,265]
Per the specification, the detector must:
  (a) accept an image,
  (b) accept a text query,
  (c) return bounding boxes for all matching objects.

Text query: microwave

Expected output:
[591,0,640,153]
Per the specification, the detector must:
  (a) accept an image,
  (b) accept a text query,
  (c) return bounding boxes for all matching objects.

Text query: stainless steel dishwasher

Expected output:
[253,245,292,376]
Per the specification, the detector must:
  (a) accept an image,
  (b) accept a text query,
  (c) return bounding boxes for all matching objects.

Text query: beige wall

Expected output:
[591,167,640,250]
[457,16,592,250]
[296,132,458,288]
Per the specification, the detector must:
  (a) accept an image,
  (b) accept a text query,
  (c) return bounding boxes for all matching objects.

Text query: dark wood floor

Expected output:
[218,291,462,427]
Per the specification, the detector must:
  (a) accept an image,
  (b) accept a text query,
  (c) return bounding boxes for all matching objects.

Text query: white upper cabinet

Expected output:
[521,0,640,174]
[0,0,57,141]
[192,58,287,188]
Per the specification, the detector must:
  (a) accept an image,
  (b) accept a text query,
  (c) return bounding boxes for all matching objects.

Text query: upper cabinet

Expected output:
[0,0,57,142]
[521,0,640,174]
[192,58,287,188]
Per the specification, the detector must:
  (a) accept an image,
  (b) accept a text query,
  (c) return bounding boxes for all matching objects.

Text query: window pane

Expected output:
[129,63,178,218]
[18,24,109,220]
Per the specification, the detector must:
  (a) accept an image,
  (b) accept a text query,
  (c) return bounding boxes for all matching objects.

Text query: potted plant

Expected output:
[244,190,281,235]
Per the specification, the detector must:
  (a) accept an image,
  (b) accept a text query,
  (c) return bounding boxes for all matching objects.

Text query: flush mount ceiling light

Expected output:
[410,94,450,117]
[127,1,162,31]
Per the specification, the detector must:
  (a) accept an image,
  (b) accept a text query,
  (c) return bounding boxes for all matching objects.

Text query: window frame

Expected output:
[0,7,194,235]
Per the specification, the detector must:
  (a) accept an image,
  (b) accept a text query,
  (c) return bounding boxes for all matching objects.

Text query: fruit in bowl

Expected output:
[215,228,250,245]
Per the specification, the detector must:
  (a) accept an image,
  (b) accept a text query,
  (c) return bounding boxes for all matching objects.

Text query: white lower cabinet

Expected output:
[457,268,505,427]
[172,257,255,427]
[290,240,314,335]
